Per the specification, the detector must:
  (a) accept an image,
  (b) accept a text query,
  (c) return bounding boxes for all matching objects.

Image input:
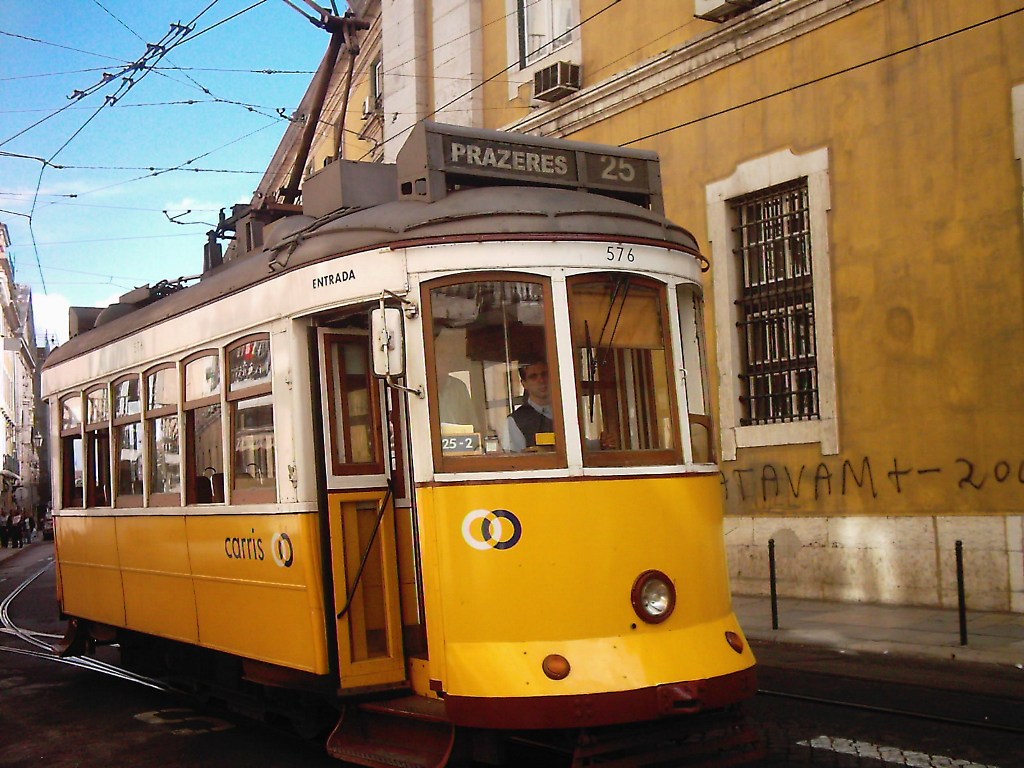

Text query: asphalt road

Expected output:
[2,542,1022,768]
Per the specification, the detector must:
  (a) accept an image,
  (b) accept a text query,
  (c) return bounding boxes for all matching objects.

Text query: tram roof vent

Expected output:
[302,159,398,219]
[396,121,664,213]
[68,306,103,338]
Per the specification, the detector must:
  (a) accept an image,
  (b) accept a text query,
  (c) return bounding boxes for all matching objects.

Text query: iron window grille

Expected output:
[731,178,819,426]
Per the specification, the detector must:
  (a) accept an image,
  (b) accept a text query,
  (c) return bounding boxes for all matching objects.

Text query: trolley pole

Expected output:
[956,540,968,646]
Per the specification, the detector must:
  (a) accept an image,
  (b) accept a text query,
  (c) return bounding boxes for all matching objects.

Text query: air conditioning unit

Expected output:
[362,96,373,120]
[694,0,761,23]
[533,61,581,102]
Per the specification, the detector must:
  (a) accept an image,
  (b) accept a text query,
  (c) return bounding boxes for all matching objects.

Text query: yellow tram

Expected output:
[42,123,758,766]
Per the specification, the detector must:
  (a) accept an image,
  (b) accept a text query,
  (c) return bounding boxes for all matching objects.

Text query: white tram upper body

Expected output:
[42,123,756,759]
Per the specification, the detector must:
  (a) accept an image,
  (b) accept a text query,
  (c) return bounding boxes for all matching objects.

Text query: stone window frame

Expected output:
[706,147,838,461]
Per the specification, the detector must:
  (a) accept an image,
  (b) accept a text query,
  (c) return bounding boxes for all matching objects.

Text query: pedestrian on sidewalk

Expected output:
[10,509,23,548]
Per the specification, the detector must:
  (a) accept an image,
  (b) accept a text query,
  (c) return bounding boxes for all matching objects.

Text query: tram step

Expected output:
[326,696,455,768]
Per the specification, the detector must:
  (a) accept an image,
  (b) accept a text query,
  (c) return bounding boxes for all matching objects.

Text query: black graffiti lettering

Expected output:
[814,463,833,499]
[955,458,985,490]
[842,457,878,498]
[784,466,805,498]
[761,465,780,501]
[724,455,1016,503]
[733,468,753,501]
[887,458,912,493]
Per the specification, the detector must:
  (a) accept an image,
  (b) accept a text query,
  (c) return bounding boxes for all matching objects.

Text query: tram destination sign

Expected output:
[441,135,650,195]
[398,122,663,209]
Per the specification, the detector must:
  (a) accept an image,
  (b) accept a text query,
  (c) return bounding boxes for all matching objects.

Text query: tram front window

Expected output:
[425,277,563,469]
[569,274,681,466]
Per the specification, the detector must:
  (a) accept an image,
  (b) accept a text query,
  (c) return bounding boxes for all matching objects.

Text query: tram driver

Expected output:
[506,360,553,452]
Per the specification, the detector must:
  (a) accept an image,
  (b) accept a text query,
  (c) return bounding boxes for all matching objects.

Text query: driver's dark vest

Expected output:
[511,405,553,447]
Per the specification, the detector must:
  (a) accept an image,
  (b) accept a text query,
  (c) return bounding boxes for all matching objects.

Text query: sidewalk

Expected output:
[0,536,44,566]
[734,593,1024,669]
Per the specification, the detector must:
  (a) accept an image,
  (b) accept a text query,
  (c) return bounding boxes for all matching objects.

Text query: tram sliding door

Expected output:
[317,327,407,689]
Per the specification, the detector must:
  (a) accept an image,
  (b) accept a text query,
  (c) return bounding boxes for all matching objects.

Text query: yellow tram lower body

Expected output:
[53,472,754,730]
[416,472,756,728]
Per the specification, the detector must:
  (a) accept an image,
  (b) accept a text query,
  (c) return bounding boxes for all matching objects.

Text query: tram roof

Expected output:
[44,184,702,370]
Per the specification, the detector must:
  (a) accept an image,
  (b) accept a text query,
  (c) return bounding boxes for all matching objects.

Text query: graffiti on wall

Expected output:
[720,456,1024,502]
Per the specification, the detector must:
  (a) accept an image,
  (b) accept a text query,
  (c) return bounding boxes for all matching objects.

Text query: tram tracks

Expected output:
[757,684,1024,736]
[0,561,175,693]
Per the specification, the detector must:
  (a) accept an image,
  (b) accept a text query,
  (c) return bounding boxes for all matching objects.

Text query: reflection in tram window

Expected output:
[324,333,382,474]
[232,395,275,493]
[60,394,84,507]
[85,386,111,507]
[569,274,680,465]
[677,284,716,463]
[150,416,181,495]
[147,366,181,502]
[228,338,272,390]
[115,422,144,499]
[113,377,144,505]
[426,278,562,467]
[227,335,276,503]
[185,353,224,504]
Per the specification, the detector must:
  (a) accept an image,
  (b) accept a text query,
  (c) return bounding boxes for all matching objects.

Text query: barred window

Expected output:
[731,179,818,425]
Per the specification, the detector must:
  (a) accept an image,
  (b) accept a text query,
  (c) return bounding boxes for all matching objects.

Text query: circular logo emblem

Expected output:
[462,509,522,551]
[270,532,294,568]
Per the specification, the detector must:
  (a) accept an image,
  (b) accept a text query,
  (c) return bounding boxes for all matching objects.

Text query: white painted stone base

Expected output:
[725,515,1024,613]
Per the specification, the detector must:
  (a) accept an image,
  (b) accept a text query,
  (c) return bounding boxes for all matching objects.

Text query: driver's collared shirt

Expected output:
[506,400,553,452]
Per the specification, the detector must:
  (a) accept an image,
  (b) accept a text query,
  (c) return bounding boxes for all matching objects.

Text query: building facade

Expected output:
[254,0,1024,612]
[0,223,45,523]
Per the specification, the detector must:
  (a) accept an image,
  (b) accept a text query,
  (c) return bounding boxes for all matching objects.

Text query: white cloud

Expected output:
[33,292,71,347]
[33,292,115,347]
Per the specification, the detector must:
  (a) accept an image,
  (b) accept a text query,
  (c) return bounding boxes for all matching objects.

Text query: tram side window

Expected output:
[425,276,564,470]
[677,284,716,463]
[84,386,111,507]
[227,335,276,503]
[60,395,84,508]
[568,274,681,466]
[147,365,182,506]
[113,376,144,506]
[184,352,224,504]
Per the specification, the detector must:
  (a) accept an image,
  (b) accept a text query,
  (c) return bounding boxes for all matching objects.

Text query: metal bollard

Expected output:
[955,540,968,646]
[768,538,779,630]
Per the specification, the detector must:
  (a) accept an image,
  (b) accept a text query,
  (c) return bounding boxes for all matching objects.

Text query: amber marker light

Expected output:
[725,631,745,654]
[631,570,676,624]
[542,654,571,680]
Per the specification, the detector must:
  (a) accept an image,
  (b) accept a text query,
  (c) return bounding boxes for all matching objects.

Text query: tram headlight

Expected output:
[631,570,676,624]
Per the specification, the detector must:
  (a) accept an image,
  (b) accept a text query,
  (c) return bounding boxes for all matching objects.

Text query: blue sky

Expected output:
[1,1,331,345]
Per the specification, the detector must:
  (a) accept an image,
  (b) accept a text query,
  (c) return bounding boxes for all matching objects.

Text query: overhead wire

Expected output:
[618,4,1024,147]
[2,0,283,297]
